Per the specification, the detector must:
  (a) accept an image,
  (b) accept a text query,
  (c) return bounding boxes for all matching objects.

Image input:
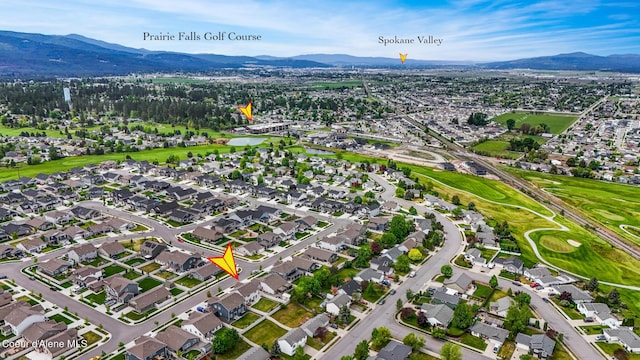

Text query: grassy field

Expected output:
[137,277,162,292]
[491,111,577,133]
[103,265,126,277]
[471,140,521,159]
[506,168,640,245]
[310,80,363,89]
[231,311,261,329]
[459,333,488,351]
[271,303,313,328]
[215,339,252,360]
[243,319,287,347]
[175,275,202,288]
[252,298,279,312]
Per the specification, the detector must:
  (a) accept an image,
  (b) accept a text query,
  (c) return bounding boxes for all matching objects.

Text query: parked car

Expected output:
[0,275,7,279]
[409,271,416,278]
[584,317,595,323]
[381,280,391,286]
[596,335,606,341]
[49,286,57,291]
[542,297,550,303]
[512,281,522,286]
[378,299,386,305]
[529,282,539,288]
[390,289,396,295]
[329,323,338,329]
[493,346,499,353]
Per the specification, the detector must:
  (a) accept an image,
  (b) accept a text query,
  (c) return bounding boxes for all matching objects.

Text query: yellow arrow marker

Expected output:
[208,243,239,280]
[237,102,253,122]
[399,53,408,64]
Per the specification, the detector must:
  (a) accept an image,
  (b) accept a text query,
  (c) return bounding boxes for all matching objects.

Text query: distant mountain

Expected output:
[257,53,474,66]
[1,31,639,77]
[0,31,330,78]
[482,52,640,72]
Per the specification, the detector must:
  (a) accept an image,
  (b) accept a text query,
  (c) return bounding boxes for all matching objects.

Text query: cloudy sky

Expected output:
[2,0,639,61]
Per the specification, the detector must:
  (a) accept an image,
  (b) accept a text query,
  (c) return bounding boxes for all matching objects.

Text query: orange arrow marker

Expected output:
[208,243,239,280]
[399,53,408,64]
[237,102,253,122]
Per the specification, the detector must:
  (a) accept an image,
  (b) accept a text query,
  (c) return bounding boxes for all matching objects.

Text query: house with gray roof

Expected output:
[376,340,412,360]
[126,336,168,360]
[326,293,351,316]
[420,303,454,327]
[552,284,594,304]
[444,273,474,294]
[431,287,460,309]
[470,322,509,347]
[302,313,329,337]
[604,328,640,353]
[237,346,270,360]
[516,333,556,359]
[277,328,307,356]
[577,302,622,328]
[489,296,514,318]
[464,248,486,266]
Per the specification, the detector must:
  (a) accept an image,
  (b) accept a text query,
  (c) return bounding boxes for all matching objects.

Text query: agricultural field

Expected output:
[507,168,640,245]
[491,111,577,133]
[471,140,520,159]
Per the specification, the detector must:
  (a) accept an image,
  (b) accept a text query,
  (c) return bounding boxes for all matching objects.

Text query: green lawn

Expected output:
[82,331,102,346]
[103,265,126,277]
[472,140,521,159]
[175,275,202,288]
[124,258,146,266]
[363,283,387,302]
[123,271,143,280]
[48,313,74,325]
[170,288,183,296]
[272,303,314,328]
[86,291,106,305]
[137,277,162,292]
[156,270,177,280]
[579,325,608,335]
[596,342,640,360]
[252,298,279,312]
[215,339,252,360]
[473,284,493,299]
[139,263,161,273]
[231,311,261,329]
[243,319,287,348]
[459,333,488,351]
[123,309,154,320]
[491,111,577,134]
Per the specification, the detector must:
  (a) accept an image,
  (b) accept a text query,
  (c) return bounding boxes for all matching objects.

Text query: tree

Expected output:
[396,298,403,311]
[451,303,473,329]
[451,207,463,218]
[394,254,411,273]
[354,340,370,360]
[506,118,516,131]
[403,333,426,351]
[468,201,476,211]
[381,232,398,248]
[451,195,461,205]
[270,340,281,356]
[432,327,446,339]
[292,345,306,360]
[440,265,453,278]
[408,248,423,261]
[401,307,415,320]
[370,241,382,255]
[395,187,405,198]
[586,277,599,292]
[371,327,392,349]
[608,288,620,304]
[338,304,351,324]
[515,292,531,305]
[211,328,239,354]
[406,289,414,300]
[504,303,531,336]
[341,356,354,360]
[489,275,499,289]
[519,354,533,360]
[409,206,418,215]
[440,342,462,360]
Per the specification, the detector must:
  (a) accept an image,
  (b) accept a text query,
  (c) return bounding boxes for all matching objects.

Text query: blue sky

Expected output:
[2,0,639,61]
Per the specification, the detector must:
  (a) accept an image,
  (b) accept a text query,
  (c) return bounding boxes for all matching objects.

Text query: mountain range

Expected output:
[0,30,639,77]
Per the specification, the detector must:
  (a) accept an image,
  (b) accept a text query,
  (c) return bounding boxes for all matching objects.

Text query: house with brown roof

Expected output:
[257,231,281,249]
[208,293,247,322]
[44,210,73,225]
[71,266,102,287]
[236,241,264,256]
[4,304,46,335]
[190,262,222,281]
[99,241,127,259]
[155,250,200,272]
[302,247,337,263]
[38,258,72,277]
[191,226,224,243]
[126,336,168,360]
[295,215,317,230]
[61,225,87,240]
[274,221,298,240]
[104,275,139,303]
[17,238,46,253]
[67,243,97,264]
[271,257,319,282]
[181,311,223,340]
[35,327,78,359]
[234,280,261,305]
[24,217,55,231]
[21,320,66,343]
[259,274,292,297]
[155,325,200,355]
[128,286,171,314]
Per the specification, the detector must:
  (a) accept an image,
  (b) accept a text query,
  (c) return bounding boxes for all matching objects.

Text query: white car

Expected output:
[409,271,416,278]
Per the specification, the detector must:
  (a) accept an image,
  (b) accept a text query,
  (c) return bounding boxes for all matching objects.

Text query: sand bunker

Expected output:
[567,239,581,247]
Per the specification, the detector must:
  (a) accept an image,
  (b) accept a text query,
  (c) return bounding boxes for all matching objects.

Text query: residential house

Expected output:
[208,293,247,322]
[38,258,72,277]
[191,226,224,243]
[40,230,70,245]
[236,242,264,257]
[34,327,77,359]
[444,273,475,294]
[126,336,168,360]
[67,243,98,264]
[316,236,344,252]
[155,250,200,272]
[302,313,329,338]
[139,241,167,259]
[494,257,524,275]
[69,206,100,220]
[420,303,454,327]
[552,285,594,304]
[259,274,291,297]
[21,319,66,343]
[431,287,461,309]
[271,258,319,282]
[17,238,46,253]
[99,241,127,259]
[516,333,557,359]
[274,222,298,240]
[168,209,195,224]
[44,210,73,225]
[367,217,390,232]
[326,294,351,316]
[190,262,222,281]
[603,328,640,353]
[464,248,487,267]
[376,341,412,360]
[237,346,271,360]
[489,296,514,318]
[104,275,139,303]
[277,328,307,356]
[24,218,55,231]
[4,304,46,335]
[470,322,509,347]
[72,266,103,287]
[129,286,171,314]
[295,215,317,230]
[577,303,622,328]
[355,268,384,284]
[257,231,281,249]
[181,311,223,340]
[234,280,261,305]
[302,247,337,264]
